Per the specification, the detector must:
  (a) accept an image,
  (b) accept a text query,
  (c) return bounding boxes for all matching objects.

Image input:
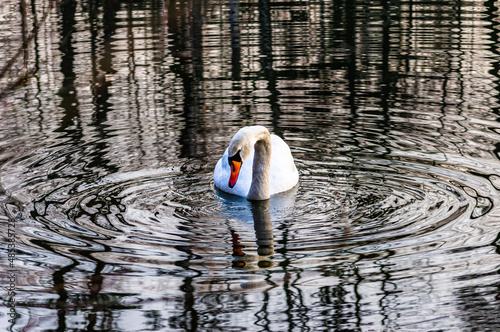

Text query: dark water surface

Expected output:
[1,0,500,330]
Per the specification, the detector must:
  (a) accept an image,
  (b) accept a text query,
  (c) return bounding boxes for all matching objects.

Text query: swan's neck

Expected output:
[247,130,271,200]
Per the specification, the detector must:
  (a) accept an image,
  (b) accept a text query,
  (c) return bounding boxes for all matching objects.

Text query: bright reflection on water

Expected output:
[1,0,500,330]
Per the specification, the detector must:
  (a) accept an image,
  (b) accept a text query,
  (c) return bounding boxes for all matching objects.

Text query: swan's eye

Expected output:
[228,150,242,164]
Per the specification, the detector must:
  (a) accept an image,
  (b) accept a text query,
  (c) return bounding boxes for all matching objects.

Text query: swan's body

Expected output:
[214,126,299,200]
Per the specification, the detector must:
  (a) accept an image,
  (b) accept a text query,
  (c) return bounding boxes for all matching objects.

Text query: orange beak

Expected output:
[228,160,242,188]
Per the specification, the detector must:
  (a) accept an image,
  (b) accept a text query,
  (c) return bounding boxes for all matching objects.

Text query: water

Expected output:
[1,0,500,330]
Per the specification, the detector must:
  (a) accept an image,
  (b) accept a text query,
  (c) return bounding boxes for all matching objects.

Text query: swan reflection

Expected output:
[231,199,275,270]
[216,185,298,271]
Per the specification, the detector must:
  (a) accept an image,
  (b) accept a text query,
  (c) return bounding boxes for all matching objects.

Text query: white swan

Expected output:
[214,126,299,200]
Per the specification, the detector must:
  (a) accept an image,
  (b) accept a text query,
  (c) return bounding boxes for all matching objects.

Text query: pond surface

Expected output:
[1,0,500,330]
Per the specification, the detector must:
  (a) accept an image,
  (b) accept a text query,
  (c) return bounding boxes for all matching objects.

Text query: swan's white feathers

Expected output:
[214,129,298,198]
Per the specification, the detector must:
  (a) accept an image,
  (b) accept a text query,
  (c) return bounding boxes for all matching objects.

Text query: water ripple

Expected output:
[3,146,494,281]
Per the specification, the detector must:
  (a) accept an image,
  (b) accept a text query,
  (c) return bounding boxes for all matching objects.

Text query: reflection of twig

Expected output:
[0,0,58,97]
[20,0,29,81]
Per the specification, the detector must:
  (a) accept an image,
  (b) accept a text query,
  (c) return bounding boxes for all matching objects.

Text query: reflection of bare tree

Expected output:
[167,0,206,158]
[258,0,281,134]
[30,238,80,332]
[453,232,500,329]
[277,222,311,330]
[229,0,241,82]
[29,233,115,331]
[39,3,119,329]
[0,0,58,97]
[50,7,82,331]
[170,244,201,331]
[57,0,79,132]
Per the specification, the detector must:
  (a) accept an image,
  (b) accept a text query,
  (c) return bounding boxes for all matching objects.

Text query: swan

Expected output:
[214,126,299,200]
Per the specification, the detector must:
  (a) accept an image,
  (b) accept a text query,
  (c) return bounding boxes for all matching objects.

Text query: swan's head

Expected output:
[226,126,269,188]
[227,127,256,188]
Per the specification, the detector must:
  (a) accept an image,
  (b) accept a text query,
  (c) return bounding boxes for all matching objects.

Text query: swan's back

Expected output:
[268,135,299,195]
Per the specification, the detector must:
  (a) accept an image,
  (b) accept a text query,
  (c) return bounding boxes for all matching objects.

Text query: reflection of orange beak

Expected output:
[228,160,242,188]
